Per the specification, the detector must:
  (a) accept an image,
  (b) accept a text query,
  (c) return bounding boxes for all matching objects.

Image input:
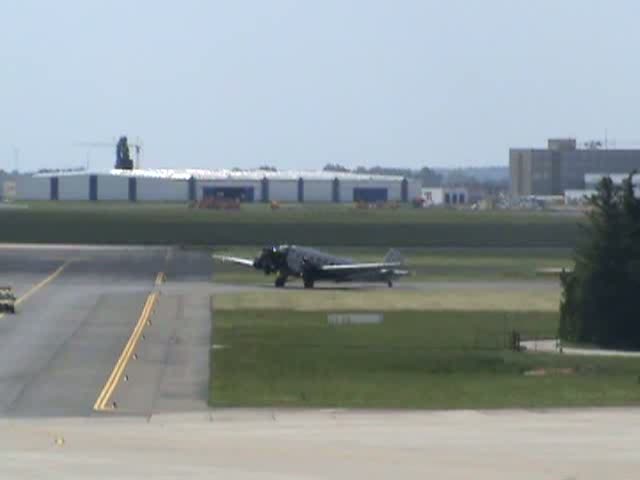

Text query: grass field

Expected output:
[212,287,561,312]
[0,201,582,247]
[212,246,573,284]
[210,309,640,409]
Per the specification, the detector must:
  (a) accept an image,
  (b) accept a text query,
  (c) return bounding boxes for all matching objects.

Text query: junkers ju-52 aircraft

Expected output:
[213,245,409,288]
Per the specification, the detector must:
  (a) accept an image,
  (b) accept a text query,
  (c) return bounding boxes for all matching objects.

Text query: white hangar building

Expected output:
[14,169,421,204]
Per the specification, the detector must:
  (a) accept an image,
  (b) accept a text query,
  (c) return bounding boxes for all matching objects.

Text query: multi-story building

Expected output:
[510,138,640,196]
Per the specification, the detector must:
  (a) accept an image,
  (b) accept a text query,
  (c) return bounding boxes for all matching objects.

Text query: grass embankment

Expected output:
[212,288,561,312]
[213,246,573,284]
[0,201,581,247]
[210,308,640,409]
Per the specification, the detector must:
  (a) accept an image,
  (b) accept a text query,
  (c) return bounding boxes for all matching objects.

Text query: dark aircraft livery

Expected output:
[213,245,409,288]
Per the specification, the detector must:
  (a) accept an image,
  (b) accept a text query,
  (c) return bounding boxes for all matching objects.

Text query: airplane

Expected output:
[212,245,409,288]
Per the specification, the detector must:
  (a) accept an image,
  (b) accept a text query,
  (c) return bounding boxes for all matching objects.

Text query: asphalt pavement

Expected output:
[3,408,640,479]
[5,244,528,418]
[0,245,212,417]
[0,244,559,417]
[1,244,639,478]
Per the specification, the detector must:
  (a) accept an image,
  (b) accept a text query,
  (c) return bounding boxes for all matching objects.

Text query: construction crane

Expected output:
[583,137,640,150]
[605,139,640,149]
[583,140,603,150]
[73,137,143,170]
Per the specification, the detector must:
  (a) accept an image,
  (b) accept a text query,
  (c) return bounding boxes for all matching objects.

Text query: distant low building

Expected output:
[14,168,421,204]
[2,180,16,201]
[0,171,17,201]
[564,173,639,205]
[421,187,468,206]
[564,189,597,205]
[584,172,640,189]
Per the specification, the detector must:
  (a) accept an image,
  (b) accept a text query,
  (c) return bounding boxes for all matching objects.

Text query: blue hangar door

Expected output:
[353,187,388,203]
[202,186,255,202]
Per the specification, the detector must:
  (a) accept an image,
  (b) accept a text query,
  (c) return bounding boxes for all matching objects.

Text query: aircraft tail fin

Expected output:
[383,248,405,265]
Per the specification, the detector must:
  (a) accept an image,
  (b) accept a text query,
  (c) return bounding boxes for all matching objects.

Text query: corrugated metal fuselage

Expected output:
[276,246,397,283]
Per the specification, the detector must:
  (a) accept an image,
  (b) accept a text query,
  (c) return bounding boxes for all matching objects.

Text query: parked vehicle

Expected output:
[0,286,16,314]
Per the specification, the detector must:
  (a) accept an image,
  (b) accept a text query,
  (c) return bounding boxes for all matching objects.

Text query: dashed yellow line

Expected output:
[154,271,166,286]
[93,291,159,411]
[0,262,69,320]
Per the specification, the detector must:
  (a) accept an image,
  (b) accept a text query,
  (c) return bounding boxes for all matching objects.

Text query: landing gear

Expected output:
[387,280,393,288]
[303,277,315,289]
[274,275,287,288]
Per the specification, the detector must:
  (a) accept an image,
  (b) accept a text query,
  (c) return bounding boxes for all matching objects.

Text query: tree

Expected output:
[417,167,442,187]
[559,173,640,348]
[352,165,442,186]
[323,163,350,173]
[620,172,640,341]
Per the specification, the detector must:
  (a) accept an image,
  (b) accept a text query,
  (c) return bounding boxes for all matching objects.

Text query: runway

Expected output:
[2,408,640,479]
[0,245,212,417]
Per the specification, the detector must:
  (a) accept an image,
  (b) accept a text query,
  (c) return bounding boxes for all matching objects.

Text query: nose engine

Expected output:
[254,246,287,275]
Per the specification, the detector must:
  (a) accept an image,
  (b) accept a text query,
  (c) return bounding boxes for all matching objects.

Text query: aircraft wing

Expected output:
[212,254,255,268]
[320,262,402,272]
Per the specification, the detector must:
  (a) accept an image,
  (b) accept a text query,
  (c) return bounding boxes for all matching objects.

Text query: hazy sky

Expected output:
[3,0,640,172]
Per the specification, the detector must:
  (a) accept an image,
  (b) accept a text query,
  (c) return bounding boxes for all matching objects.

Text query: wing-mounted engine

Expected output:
[300,256,316,288]
[300,255,311,271]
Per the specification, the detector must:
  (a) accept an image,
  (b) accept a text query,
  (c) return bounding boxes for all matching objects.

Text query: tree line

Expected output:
[322,163,442,187]
[560,173,640,348]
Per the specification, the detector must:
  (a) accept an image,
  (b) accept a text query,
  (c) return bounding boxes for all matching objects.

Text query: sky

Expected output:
[2,0,640,172]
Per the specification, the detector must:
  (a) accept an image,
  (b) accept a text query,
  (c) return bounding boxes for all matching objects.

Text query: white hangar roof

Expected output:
[33,169,406,182]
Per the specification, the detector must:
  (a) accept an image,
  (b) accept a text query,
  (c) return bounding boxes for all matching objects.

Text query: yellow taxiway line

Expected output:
[93,290,159,412]
[154,271,166,286]
[0,261,69,320]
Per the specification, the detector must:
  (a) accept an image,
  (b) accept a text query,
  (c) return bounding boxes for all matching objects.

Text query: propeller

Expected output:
[254,245,288,275]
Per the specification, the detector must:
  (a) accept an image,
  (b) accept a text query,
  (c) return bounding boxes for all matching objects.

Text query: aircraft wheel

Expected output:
[303,278,315,289]
[387,280,393,288]
[275,277,286,288]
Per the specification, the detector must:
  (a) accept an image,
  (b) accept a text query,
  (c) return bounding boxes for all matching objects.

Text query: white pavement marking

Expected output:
[0,262,69,320]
